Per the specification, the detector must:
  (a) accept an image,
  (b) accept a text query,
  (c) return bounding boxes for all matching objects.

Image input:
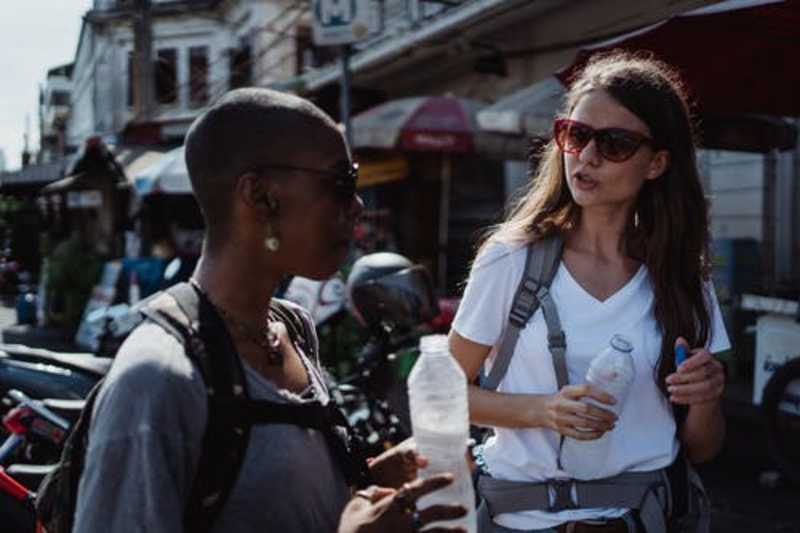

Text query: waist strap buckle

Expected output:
[548,479,577,512]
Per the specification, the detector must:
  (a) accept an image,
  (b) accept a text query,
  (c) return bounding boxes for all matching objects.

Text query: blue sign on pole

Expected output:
[312,0,372,46]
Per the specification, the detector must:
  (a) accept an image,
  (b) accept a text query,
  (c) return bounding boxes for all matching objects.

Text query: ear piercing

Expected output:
[264,233,280,252]
[264,195,280,252]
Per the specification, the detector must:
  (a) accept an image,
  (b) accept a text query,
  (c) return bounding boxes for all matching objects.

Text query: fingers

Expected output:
[417,503,467,524]
[669,373,725,404]
[564,384,617,406]
[550,408,614,439]
[397,473,454,503]
[578,400,617,425]
[548,389,617,437]
[560,425,606,441]
[562,411,615,432]
[355,485,395,503]
[560,397,616,425]
[666,353,725,405]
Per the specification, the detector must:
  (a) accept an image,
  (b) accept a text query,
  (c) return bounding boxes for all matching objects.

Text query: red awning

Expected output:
[352,96,488,154]
[558,0,800,118]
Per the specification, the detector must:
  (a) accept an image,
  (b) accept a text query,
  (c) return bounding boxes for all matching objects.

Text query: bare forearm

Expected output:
[468,385,550,429]
[679,400,725,463]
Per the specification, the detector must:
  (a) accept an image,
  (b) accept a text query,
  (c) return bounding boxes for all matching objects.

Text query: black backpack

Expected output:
[35,282,370,533]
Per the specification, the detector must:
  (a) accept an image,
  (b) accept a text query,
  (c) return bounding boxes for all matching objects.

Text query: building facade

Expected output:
[39,64,74,163]
[66,0,302,149]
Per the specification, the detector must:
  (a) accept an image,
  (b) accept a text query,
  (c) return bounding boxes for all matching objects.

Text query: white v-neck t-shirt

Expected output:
[453,242,730,531]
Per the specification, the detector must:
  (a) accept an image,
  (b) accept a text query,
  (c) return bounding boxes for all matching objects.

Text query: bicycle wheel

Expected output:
[762,357,800,485]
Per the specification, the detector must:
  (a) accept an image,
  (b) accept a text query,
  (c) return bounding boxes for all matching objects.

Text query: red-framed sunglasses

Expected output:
[553,118,656,163]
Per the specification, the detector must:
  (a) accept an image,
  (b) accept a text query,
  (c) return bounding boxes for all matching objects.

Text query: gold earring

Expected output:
[264,195,280,252]
[264,221,280,252]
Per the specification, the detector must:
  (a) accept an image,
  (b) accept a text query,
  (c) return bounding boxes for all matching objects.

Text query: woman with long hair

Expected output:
[450,51,729,532]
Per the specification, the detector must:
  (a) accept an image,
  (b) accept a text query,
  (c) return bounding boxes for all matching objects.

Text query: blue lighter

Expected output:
[675,345,688,366]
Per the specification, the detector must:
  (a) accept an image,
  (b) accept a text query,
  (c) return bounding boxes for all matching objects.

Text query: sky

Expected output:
[0,0,94,172]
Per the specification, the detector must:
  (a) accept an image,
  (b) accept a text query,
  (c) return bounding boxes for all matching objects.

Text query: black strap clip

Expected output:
[547,331,567,350]
[548,479,577,512]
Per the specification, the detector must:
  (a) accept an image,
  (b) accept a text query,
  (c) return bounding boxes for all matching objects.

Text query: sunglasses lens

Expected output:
[598,130,642,162]
[555,120,649,162]
[334,165,358,201]
[556,120,592,153]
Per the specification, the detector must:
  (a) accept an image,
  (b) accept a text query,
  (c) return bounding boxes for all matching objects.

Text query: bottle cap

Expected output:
[609,334,633,353]
[419,334,449,354]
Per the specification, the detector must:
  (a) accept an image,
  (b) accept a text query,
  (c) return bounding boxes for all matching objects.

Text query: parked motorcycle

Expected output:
[0,466,36,533]
[0,389,73,487]
[0,388,75,533]
[0,255,198,404]
[323,252,442,457]
[0,344,108,402]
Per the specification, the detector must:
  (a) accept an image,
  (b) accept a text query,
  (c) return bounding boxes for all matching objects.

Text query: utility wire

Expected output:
[127,0,308,123]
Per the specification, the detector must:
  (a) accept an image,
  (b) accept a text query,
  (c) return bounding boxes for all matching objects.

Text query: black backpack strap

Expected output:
[481,235,565,391]
[263,299,371,487]
[150,282,251,533]
[210,396,372,487]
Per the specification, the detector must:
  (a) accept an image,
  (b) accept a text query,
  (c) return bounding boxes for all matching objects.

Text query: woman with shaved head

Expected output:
[72,88,466,533]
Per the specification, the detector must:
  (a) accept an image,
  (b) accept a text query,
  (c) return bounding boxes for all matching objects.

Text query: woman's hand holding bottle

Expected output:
[542,384,617,440]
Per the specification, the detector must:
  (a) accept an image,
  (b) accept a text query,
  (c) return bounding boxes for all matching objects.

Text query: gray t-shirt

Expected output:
[73,311,351,532]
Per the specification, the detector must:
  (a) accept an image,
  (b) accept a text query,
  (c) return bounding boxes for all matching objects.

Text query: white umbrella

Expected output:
[476,77,565,137]
[133,146,191,196]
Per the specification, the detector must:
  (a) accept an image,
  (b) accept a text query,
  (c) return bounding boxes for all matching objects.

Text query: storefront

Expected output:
[351,95,508,294]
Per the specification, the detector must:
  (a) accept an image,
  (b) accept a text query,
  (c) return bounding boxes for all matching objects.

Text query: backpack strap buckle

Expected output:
[509,278,540,328]
[548,479,577,512]
[548,331,566,350]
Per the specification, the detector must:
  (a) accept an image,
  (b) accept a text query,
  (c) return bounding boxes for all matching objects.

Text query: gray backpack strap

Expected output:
[481,235,564,391]
[478,469,671,533]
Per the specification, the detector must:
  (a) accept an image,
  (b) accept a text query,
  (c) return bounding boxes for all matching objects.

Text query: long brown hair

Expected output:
[479,51,712,396]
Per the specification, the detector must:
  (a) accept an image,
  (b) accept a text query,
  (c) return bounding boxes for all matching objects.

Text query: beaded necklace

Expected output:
[190,279,283,366]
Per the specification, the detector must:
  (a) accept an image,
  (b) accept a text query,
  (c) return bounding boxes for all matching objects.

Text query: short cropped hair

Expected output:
[184,88,341,236]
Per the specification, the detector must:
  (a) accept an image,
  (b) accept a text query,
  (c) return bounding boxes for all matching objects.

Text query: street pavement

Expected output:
[0,301,797,531]
[702,404,800,533]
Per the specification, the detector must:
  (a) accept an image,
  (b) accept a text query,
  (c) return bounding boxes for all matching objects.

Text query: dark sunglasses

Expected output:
[553,118,656,163]
[257,161,359,202]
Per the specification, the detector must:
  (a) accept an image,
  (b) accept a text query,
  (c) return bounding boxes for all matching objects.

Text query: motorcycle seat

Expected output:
[0,344,111,378]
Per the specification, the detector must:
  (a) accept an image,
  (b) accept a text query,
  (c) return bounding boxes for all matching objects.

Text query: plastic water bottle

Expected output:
[408,334,476,532]
[561,334,635,480]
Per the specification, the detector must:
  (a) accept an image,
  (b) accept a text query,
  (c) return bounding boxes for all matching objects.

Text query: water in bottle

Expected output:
[561,334,635,480]
[408,334,476,532]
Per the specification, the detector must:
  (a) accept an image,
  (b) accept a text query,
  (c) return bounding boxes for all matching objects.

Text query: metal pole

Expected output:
[438,156,452,293]
[339,45,352,147]
[793,118,800,284]
[763,149,777,291]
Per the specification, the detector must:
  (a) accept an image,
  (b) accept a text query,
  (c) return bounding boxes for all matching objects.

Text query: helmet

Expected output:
[347,253,439,330]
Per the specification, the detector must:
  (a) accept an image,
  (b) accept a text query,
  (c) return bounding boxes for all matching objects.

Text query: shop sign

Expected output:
[357,157,409,188]
[400,132,472,153]
[311,0,372,45]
